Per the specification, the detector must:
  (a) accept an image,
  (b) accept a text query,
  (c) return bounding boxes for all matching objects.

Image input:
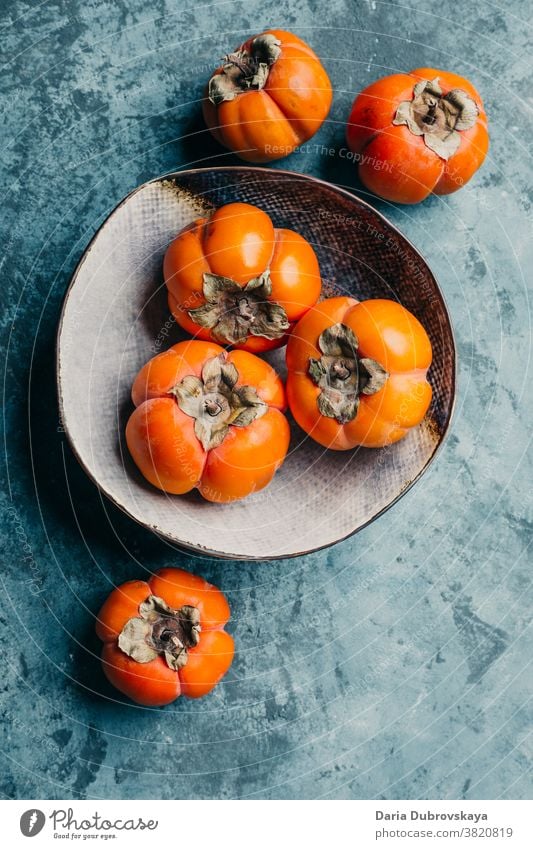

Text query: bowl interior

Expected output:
[57,168,455,559]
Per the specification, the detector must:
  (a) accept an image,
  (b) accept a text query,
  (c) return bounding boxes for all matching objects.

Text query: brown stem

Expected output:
[188,270,289,345]
[118,596,201,671]
[172,353,268,451]
[393,77,479,160]
[332,361,351,380]
[208,33,282,106]
[308,323,388,424]
[205,398,223,417]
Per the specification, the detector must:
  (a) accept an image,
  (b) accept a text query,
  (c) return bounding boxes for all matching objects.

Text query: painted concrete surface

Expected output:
[0,0,531,799]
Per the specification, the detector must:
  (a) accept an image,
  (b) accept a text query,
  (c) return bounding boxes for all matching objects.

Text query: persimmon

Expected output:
[96,568,234,705]
[203,29,332,162]
[164,202,321,352]
[346,68,489,203]
[286,297,432,449]
[126,339,290,502]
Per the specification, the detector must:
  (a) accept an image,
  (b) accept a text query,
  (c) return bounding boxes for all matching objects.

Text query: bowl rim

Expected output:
[56,165,457,561]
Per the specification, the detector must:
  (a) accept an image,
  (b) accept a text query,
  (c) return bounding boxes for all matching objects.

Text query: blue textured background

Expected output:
[1,0,531,800]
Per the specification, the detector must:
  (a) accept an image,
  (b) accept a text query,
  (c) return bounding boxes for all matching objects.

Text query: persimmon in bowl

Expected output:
[57,167,456,559]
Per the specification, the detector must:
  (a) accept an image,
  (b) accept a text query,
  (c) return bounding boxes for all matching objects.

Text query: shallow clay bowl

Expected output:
[57,167,456,560]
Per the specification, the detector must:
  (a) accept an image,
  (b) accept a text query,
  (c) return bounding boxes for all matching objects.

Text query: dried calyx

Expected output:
[172,353,267,451]
[208,33,282,106]
[189,270,289,345]
[118,595,200,671]
[309,323,388,424]
[393,77,479,160]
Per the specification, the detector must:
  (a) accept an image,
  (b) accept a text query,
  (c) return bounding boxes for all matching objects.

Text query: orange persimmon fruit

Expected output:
[96,568,234,705]
[286,296,432,449]
[126,340,290,502]
[203,29,332,162]
[346,68,489,203]
[164,201,321,352]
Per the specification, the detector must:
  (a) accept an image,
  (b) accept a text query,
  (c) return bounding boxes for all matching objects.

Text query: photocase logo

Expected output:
[20,809,46,837]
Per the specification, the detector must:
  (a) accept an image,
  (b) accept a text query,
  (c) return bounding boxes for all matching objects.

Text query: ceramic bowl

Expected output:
[57,167,456,559]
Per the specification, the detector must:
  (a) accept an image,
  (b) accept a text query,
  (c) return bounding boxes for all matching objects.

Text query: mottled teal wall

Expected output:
[1,0,531,799]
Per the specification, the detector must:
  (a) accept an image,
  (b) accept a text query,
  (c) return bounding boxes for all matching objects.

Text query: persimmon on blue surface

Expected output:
[96,568,234,705]
[203,29,332,162]
[346,68,489,203]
